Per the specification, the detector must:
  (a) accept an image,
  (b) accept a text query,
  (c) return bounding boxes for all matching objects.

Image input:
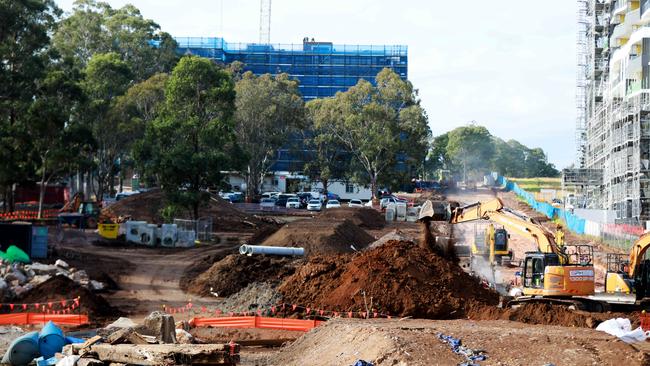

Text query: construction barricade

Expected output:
[0,313,88,326]
[189,316,324,332]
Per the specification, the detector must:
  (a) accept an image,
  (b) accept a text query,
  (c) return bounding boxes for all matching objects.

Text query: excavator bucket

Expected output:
[418,200,450,221]
[418,200,435,221]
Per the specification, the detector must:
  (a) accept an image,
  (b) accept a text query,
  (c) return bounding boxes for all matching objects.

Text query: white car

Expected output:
[348,199,364,208]
[259,198,276,210]
[286,197,301,209]
[307,199,322,211]
[325,200,341,209]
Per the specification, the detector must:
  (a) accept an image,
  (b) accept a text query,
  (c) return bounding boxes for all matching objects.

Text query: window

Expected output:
[345,183,354,193]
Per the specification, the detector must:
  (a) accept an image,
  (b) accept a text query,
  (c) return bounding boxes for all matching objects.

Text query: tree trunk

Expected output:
[38,166,47,220]
[9,184,15,213]
[370,173,378,203]
[321,177,329,198]
[245,165,261,203]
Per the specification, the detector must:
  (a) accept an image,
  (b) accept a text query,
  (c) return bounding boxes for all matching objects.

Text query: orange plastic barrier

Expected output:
[190,316,324,332]
[0,313,89,326]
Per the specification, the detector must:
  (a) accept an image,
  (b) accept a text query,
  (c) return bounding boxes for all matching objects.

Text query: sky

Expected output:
[56,0,578,169]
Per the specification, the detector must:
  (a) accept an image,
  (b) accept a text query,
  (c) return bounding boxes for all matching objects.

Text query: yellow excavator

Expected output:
[419,198,603,309]
[472,224,513,266]
[604,233,650,306]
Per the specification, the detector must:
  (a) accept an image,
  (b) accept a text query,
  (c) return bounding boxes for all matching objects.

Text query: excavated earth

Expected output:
[102,189,269,232]
[279,240,499,318]
[261,219,375,255]
[318,207,385,229]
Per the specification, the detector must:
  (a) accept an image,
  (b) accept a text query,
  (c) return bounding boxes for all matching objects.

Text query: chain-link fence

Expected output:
[173,217,213,243]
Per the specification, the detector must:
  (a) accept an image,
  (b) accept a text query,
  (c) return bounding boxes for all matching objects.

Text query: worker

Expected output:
[555,224,565,247]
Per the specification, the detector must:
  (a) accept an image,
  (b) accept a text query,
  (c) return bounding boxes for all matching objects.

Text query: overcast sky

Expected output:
[56,0,577,169]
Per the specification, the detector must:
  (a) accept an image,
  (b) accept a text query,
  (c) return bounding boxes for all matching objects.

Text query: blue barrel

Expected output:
[38,321,65,359]
[1,331,40,365]
[31,226,48,259]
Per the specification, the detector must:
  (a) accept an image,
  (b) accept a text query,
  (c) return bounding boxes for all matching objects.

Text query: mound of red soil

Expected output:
[102,189,267,232]
[278,240,499,318]
[469,302,641,329]
[19,275,120,321]
[318,207,384,229]
[185,254,298,297]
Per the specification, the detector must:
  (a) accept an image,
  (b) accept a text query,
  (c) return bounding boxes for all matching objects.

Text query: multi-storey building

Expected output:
[173,36,409,194]
[574,0,650,223]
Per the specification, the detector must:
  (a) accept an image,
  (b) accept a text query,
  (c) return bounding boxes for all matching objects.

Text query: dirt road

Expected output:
[53,229,241,321]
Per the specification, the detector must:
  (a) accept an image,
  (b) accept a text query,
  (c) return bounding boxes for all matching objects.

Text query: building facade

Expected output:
[174,37,408,101]
[173,36,408,195]
[575,0,650,223]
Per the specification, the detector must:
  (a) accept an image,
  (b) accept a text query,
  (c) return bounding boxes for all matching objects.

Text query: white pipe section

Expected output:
[239,244,305,256]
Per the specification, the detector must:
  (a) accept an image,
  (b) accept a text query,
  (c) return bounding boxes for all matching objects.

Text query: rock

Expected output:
[55,259,69,269]
[70,270,90,286]
[175,320,190,331]
[175,329,194,344]
[25,268,35,279]
[90,280,105,291]
[141,312,177,344]
[30,274,52,286]
[106,317,137,330]
[76,358,104,366]
[5,270,27,284]
[107,328,149,345]
[28,263,59,275]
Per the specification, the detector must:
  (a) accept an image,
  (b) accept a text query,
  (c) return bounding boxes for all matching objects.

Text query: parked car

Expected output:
[307,199,322,211]
[348,199,364,208]
[115,191,140,201]
[227,192,244,203]
[259,198,276,209]
[286,197,301,209]
[380,196,398,209]
[297,193,313,208]
[325,200,341,209]
[326,192,340,201]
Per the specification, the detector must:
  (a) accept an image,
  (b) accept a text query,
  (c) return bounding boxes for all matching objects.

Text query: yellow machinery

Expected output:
[472,223,513,266]
[420,198,596,299]
[605,233,650,302]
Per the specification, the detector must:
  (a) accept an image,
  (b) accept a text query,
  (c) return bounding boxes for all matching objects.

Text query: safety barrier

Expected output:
[189,316,324,332]
[0,313,88,326]
[0,209,59,221]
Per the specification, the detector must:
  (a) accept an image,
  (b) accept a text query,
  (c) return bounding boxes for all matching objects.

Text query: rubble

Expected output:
[89,344,240,365]
[141,312,177,344]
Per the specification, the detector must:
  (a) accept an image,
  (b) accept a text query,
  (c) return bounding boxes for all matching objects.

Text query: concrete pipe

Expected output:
[239,244,305,256]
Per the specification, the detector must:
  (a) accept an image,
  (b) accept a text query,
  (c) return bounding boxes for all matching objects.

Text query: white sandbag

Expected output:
[596,318,631,338]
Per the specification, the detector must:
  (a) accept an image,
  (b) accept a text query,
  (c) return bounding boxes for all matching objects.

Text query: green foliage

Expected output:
[327,68,430,198]
[53,0,178,81]
[160,203,180,224]
[234,72,305,199]
[429,125,559,179]
[136,56,239,218]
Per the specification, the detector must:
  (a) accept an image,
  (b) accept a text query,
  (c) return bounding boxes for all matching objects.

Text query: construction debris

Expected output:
[141,312,177,344]
[89,344,239,365]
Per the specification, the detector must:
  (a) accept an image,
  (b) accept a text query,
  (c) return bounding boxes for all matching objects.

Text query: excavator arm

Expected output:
[628,232,650,278]
[421,198,565,260]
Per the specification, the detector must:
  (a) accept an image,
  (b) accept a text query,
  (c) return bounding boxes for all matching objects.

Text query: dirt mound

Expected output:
[102,189,267,232]
[318,207,384,229]
[248,224,282,245]
[469,302,641,329]
[185,254,298,297]
[278,240,499,318]
[261,219,375,255]
[19,275,120,322]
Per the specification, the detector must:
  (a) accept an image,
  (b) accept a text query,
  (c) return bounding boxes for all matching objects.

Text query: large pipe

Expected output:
[239,244,305,256]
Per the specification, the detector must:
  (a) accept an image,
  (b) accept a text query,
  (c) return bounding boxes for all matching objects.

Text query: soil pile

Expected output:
[469,302,641,329]
[278,240,499,318]
[185,254,299,297]
[318,207,384,229]
[19,275,120,321]
[102,189,266,232]
[261,219,375,255]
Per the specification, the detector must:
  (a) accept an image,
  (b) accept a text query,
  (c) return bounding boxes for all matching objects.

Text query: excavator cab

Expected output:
[634,259,650,300]
[523,252,560,289]
[494,228,508,252]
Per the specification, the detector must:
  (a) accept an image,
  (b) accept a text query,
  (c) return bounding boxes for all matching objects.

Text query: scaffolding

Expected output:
[576,0,589,168]
[174,37,408,101]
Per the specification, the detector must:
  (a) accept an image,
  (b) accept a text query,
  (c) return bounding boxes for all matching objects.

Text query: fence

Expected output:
[189,316,323,332]
[173,217,213,242]
[0,313,88,326]
[498,176,643,251]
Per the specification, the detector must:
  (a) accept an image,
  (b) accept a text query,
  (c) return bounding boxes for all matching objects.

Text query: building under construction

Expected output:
[572,0,650,223]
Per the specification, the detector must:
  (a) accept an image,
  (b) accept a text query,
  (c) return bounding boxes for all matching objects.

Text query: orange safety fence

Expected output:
[189,316,324,332]
[0,313,89,326]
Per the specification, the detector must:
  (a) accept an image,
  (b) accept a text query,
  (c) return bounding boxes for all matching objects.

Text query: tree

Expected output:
[427,133,452,174]
[304,98,350,196]
[27,63,92,217]
[0,0,60,210]
[53,0,178,81]
[81,52,133,201]
[330,68,430,200]
[136,56,239,218]
[233,72,305,200]
[446,124,495,181]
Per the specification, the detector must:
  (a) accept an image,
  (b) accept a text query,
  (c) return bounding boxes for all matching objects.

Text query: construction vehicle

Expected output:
[604,233,650,307]
[472,224,513,266]
[58,193,100,229]
[419,198,605,310]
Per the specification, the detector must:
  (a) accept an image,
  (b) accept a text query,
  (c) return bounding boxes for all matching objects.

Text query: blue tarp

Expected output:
[500,176,586,235]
